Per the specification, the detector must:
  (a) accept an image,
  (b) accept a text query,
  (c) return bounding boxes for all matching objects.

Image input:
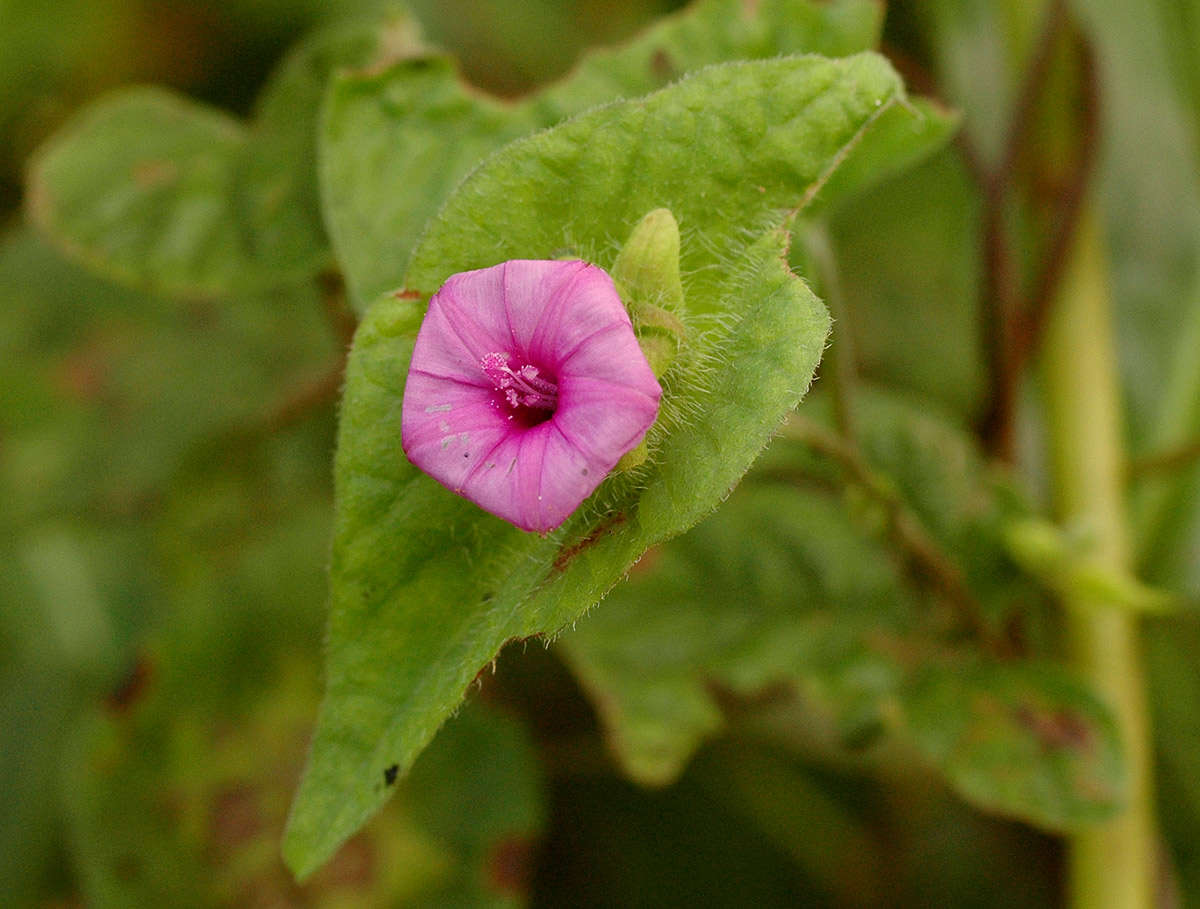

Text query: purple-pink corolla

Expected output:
[401,259,662,533]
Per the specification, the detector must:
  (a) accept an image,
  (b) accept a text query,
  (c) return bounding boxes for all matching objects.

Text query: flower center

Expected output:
[481,352,558,414]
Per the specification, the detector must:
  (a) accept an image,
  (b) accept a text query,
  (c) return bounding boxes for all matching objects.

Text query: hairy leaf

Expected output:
[320,0,888,312]
[283,54,930,875]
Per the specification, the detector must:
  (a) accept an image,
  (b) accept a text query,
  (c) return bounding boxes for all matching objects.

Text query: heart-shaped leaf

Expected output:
[283,53,933,877]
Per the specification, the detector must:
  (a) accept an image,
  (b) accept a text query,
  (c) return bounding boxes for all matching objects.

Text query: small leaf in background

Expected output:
[899,660,1124,831]
[560,386,1108,833]
[284,52,934,875]
[25,5,421,297]
[0,227,337,521]
[26,88,250,296]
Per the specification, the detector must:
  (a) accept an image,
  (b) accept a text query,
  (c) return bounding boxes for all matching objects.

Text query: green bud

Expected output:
[612,208,686,378]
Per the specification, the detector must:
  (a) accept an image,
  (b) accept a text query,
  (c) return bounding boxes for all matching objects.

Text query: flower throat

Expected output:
[481,352,558,418]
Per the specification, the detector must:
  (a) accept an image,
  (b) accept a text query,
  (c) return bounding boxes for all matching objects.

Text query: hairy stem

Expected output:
[1040,205,1155,909]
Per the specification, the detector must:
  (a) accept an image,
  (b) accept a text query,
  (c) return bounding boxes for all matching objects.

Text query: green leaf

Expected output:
[234,8,425,279]
[26,88,251,296]
[320,0,886,312]
[284,54,927,875]
[1003,517,1179,615]
[899,659,1124,831]
[801,96,960,216]
[559,482,915,786]
[25,7,421,297]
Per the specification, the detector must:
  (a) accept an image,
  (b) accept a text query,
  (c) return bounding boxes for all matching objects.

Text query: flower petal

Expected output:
[438,424,589,533]
[555,376,661,464]
[427,266,514,364]
[528,263,636,371]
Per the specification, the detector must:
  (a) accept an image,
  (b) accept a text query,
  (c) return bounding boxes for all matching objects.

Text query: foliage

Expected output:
[4,0,1200,905]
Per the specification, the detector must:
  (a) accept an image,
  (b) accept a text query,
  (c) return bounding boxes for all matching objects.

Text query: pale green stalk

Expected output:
[1040,204,1156,909]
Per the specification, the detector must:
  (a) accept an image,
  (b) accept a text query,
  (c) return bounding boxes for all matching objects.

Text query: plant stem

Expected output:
[1040,204,1155,909]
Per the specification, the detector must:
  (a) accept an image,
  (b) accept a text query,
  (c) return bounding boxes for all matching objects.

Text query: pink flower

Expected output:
[401,259,662,533]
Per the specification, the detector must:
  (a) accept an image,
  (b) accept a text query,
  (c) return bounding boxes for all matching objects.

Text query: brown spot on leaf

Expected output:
[383,764,399,786]
[53,338,113,403]
[132,159,178,190]
[551,512,627,575]
[105,654,154,714]
[393,288,425,300]
[485,835,535,896]
[1014,704,1093,750]
[208,785,262,854]
[741,0,762,17]
[628,545,663,578]
[650,48,676,80]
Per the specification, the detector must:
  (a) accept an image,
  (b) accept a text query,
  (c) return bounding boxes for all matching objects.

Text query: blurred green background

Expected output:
[4,0,1200,906]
